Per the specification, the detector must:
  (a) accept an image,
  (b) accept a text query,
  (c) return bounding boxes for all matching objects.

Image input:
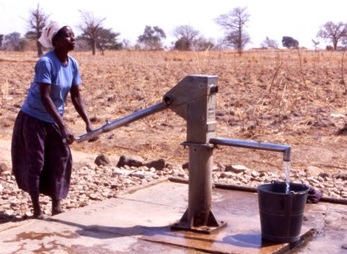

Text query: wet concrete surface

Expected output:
[0,180,346,254]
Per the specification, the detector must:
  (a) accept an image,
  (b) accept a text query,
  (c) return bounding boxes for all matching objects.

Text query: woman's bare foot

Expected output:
[31,194,42,219]
[33,213,47,220]
[52,199,64,216]
[52,208,64,216]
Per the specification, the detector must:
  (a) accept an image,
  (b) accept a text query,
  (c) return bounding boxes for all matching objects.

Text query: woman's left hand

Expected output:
[86,124,99,142]
[61,124,75,145]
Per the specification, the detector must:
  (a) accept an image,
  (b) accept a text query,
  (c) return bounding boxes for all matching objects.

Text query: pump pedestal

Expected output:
[164,75,226,233]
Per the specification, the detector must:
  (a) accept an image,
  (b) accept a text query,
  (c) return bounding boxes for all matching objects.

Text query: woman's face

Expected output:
[53,26,76,51]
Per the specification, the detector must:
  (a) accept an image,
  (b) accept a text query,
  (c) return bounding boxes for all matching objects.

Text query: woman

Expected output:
[11,21,94,218]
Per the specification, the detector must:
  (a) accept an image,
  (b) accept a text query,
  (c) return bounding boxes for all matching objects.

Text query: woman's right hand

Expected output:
[85,123,99,142]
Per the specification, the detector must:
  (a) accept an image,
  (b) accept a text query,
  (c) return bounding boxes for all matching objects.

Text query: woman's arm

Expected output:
[39,83,75,144]
[70,84,93,132]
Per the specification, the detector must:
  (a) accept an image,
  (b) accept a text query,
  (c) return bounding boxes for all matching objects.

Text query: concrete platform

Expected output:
[0,180,346,254]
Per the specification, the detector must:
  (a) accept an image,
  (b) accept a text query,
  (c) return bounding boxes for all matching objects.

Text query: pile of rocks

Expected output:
[0,154,346,223]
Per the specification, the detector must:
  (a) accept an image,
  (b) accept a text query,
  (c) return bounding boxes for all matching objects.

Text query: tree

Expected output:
[282,36,299,48]
[174,38,190,51]
[1,32,25,51]
[261,37,278,48]
[192,37,214,51]
[317,21,347,50]
[174,36,214,51]
[173,25,200,51]
[96,28,122,54]
[121,39,132,50]
[312,39,320,50]
[26,4,48,56]
[0,34,3,48]
[137,26,166,50]
[79,11,106,55]
[215,6,251,54]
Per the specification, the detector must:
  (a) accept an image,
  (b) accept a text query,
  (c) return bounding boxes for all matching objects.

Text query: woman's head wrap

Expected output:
[38,21,67,48]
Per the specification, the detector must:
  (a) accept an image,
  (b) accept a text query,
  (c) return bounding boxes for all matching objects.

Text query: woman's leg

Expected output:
[12,111,46,218]
[52,198,63,215]
[30,194,42,218]
[42,124,72,215]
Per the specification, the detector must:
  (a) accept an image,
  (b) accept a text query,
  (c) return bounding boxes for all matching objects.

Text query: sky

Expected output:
[0,0,346,49]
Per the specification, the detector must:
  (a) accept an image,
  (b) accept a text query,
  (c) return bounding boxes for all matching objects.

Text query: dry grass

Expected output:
[1,49,347,173]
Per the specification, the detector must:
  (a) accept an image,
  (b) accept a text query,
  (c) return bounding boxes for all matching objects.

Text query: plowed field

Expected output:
[1,49,347,178]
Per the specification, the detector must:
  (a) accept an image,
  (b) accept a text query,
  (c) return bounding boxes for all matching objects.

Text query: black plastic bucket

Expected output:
[257,181,309,243]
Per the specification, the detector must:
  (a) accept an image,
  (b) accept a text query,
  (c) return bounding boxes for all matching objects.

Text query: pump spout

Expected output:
[209,137,291,162]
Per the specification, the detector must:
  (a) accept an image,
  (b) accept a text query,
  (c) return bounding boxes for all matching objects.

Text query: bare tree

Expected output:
[79,10,105,55]
[261,37,279,49]
[215,6,250,54]
[173,25,200,50]
[26,4,48,56]
[312,39,320,50]
[192,36,214,51]
[317,21,347,50]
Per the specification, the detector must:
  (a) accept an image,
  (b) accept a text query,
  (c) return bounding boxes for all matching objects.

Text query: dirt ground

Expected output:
[1,49,347,179]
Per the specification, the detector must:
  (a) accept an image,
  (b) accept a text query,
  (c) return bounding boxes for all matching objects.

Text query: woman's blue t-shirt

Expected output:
[21,51,82,123]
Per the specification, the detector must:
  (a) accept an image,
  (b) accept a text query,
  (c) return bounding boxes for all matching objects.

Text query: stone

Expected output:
[305,166,323,177]
[94,154,111,166]
[334,173,347,181]
[112,169,131,176]
[0,163,8,173]
[225,164,249,173]
[318,172,330,179]
[1,152,346,226]
[144,159,166,170]
[117,155,144,168]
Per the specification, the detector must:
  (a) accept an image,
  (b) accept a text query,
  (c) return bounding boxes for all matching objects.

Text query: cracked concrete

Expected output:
[296,202,347,253]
